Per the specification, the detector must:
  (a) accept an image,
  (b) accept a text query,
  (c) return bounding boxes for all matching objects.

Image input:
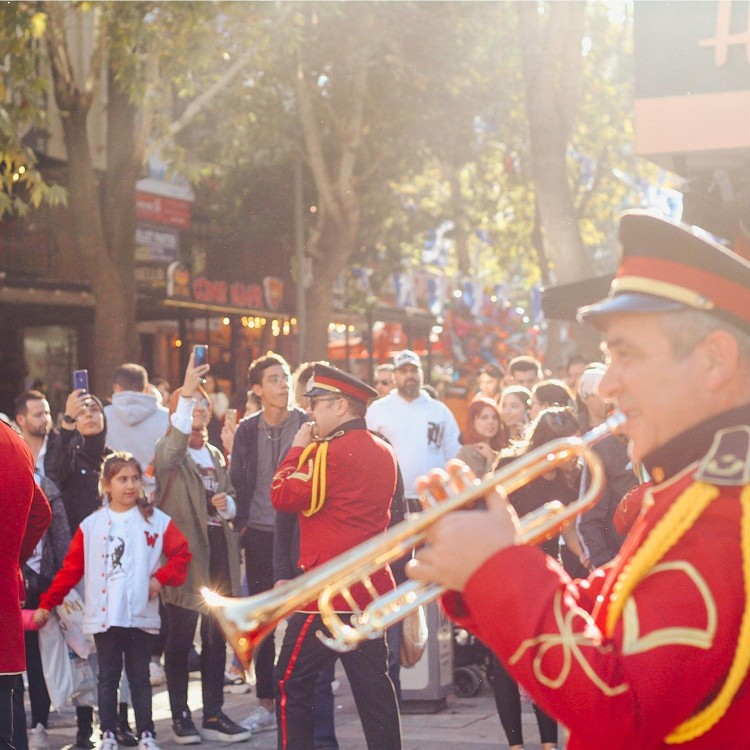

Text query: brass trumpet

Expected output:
[204,412,626,667]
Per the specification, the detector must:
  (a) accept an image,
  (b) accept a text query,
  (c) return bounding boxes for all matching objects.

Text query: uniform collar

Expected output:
[643,403,750,484]
[318,418,367,442]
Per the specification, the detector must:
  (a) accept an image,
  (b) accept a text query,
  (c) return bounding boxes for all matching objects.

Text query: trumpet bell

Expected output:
[202,587,280,669]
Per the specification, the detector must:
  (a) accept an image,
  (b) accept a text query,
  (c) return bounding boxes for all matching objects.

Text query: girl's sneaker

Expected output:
[223,665,250,694]
[138,732,160,750]
[99,731,118,750]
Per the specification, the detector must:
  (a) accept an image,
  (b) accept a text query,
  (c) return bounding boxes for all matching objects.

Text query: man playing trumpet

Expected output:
[409,211,750,748]
[271,364,402,750]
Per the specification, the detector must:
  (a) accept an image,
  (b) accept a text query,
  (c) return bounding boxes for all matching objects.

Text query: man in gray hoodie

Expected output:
[104,364,169,485]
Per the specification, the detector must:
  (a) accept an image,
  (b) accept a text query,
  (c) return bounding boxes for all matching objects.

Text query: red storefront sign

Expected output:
[136,192,192,229]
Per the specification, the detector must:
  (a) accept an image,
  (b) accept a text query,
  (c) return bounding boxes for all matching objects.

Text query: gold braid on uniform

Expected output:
[605,482,750,744]
[296,441,330,517]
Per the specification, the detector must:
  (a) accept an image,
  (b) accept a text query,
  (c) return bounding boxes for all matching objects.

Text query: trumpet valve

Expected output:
[416,467,453,509]
[445,459,479,492]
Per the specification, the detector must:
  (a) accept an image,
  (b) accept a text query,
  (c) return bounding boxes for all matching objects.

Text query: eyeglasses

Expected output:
[264,374,290,386]
[308,395,342,410]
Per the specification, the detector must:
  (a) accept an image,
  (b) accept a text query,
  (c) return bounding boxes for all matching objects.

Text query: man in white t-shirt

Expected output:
[367,349,461,505]
[366,349,461,699]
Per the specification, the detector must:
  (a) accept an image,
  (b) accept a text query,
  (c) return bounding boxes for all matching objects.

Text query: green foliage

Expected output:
[0,3,58,216]
[0,0,672,315]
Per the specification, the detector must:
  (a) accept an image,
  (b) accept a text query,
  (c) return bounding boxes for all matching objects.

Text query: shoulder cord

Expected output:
[605,482,750,743]
[295,441,330,518]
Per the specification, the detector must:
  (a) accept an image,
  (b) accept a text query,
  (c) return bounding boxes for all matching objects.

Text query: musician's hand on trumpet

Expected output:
[406,463,521,593]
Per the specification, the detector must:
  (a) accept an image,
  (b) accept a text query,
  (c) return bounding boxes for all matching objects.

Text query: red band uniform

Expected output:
[271,364,402,750]
[439,212,750,749]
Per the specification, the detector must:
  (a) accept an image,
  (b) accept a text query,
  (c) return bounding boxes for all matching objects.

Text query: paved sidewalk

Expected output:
[43,668,567,750]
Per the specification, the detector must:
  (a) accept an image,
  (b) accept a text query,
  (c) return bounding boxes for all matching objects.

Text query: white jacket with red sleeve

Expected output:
[40,506,190,634]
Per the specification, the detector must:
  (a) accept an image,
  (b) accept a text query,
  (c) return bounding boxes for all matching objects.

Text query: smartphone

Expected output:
[224,408,237,430]
[72,369,89,393]
[193,345,208,368]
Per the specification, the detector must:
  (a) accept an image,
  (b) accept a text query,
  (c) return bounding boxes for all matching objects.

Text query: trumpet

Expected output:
[204,412,626,667]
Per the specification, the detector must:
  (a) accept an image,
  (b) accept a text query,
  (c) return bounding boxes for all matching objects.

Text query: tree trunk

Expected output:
[518,1,600,362]
[303,216,360,362]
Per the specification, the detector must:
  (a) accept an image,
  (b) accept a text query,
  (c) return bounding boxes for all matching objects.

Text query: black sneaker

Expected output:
[115,724,138,748]
[201,713,252,743]
[74,731,95,750]
[172,715,202,746]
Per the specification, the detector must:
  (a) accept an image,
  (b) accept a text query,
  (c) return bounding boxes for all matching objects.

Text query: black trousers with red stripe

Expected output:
[274,612,402,750]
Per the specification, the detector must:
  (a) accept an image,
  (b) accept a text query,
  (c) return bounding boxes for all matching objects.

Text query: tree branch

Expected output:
[168,50,253,138]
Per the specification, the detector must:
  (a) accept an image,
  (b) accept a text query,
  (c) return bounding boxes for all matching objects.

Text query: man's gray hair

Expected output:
[661,309,750,362]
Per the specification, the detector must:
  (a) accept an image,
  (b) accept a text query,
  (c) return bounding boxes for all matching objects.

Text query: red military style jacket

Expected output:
[443,404,750,749]
[1,422,51,674]
[271,418,397,612]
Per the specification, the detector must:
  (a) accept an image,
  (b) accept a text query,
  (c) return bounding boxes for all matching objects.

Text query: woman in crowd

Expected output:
[498,385,531,445]
[487,406,587,750]
[153,355,249,745]
[457,397,505,479]
[528,379,574,422]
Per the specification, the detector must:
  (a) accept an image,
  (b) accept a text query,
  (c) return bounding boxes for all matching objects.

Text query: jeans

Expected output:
[94,627,155,737]
[164,526,230,721]
[242,528,276,701]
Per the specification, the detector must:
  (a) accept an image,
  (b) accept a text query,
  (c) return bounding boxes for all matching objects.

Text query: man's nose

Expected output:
[598,368,615,400]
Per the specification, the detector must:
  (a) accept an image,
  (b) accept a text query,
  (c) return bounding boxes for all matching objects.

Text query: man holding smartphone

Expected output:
[104,363,169,498]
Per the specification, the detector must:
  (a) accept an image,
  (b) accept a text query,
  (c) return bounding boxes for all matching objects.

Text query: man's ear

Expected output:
[251,383,263,400]
[700,329,740,391]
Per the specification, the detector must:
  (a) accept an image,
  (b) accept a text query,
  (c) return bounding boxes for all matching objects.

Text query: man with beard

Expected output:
[367,350,460,504]
[366,350,460,702]
[14,391,54,478]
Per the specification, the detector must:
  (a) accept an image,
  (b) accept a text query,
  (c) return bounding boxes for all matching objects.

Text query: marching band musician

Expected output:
[409,210,750,748]
[271,364,402,750]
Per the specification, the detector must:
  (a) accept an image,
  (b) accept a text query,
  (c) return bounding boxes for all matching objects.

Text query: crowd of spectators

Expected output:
[6,344,637,750]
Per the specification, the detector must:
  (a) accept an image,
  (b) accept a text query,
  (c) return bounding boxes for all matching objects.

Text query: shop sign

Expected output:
[167,262,192,299]
[135,264,168,288]
[229,282,265,309]
[136,192,192,229]
[263,276,284,311]
[165,264,283,312]
[190,275,271,310]
[135,224,180,263]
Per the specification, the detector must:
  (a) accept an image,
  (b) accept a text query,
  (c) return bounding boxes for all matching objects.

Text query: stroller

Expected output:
[452,626,490,698]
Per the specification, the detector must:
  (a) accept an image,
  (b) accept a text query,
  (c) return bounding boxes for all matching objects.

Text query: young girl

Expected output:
[34,453,191,750]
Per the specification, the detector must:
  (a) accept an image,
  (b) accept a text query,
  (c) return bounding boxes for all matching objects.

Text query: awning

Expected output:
[541,275,614,321]
[154,297,290,320]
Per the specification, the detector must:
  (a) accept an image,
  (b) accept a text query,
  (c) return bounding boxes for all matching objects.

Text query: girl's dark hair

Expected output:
[531,379,574,410]
[99,452,153,520]
[528,406,580,451]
